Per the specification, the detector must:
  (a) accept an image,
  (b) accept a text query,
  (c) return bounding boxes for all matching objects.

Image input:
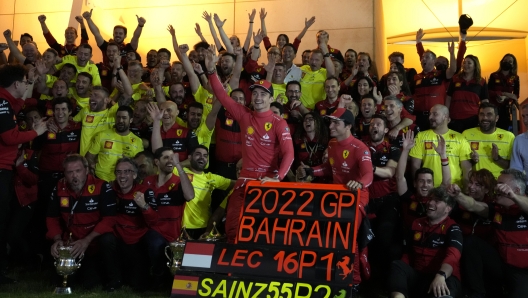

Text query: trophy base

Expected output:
[54,287,72,294]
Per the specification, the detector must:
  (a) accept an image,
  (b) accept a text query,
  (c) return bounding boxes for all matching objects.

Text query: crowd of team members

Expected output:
[0,7,527,298]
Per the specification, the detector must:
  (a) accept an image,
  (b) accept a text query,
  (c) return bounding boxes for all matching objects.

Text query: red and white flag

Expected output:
[182,242,215,268]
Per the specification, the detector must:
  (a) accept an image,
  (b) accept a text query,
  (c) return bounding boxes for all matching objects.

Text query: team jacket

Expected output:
[488,203,528,268]
[160,122,198,162]
[32,120,81,173]
[401,189,430,229]
[447,75,488,120]
[113,183,158,244]
[208,74,294,180]
[43,29,89,57]
[215,108,242,163]
[142,174,186,242]
[46,175,117,241]
[13,148,39,207]
[365,140,400,199]
[487,71,519,106]
[0,88,38,170]
[313,134,373,207]
[403,216,463,280]
[451,202,492,240]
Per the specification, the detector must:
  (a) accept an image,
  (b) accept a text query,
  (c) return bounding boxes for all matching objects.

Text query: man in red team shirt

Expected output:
[204,45,294,243]
[297,107,373,290]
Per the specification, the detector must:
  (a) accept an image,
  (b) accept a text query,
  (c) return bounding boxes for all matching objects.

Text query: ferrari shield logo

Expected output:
[168,183,175,190]
[414,232,422,241]
[60,197,69,207]
[494,213,502,224]
[265,122,272,131]
[343,150,349,159]
[177,129,183,137]
[471,142,479,150]
[186,173,194,182]
[88,184,95,194]
[497,134,503,140]
[225,118,233,126]
[410,201,418,211]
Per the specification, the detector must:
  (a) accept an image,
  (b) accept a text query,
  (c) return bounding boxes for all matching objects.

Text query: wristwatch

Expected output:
[437,270,447,280]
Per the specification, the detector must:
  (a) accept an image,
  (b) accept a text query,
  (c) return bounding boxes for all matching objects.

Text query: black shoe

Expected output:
[0,275,17,285]
[104,280,122,292]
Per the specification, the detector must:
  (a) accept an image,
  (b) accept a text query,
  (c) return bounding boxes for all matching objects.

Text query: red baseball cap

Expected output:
[249,80,274,96]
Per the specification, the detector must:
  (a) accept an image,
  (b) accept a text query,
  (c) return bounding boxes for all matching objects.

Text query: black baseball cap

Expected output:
[326,108,355,125]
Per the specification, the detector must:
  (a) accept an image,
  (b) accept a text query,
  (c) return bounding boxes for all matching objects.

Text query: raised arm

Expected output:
[447,184,489,218]
[194,23,207,43]
[319,41,335,77]
[38,15,50,35]
[0,43,7,66]
[415,28,425,59]
[34,60,50,94]
[243,9,256,52]
[229,46,244,90]
[112,56,133,105]
[213,13,234,53]
[75,16,89,44]
[205,98,222,131]
[82,9,105,47]
[3,29,26,63]
[147,102,164,152]
[295,16,316,42]
[251,29,263,62]
[173,154,195,201]
[259,8,271,50]
[129,15,146,50]
[202,11,224,51]
[396,130,413,195]
[497,183,528,215]
[445,41,456,79]
[432,134,452,187]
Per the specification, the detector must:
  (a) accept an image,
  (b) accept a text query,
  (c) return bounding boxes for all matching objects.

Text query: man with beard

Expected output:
[46,154,119,290]
[463,103,514,179]
[141,147,194,279]
[282,43,302,83]
[111,60,150,101]
[364,114,402,276]
[299,46,336,109]
[384,95,419,150]
[448,169,528,297]
[314,76,340,116]
[148,101,198,162]
[387,187,463,298]
[36,63,77,103]
[86,106,143,182]
[204,47,294,243]
[181,145,234,239]
[185,101,221,149]
[511,105,528,186]
[301,50,311,66]
[410,104,472,188]
[70,72,93,109]
[356,96,377,141]
[134,151,156,182]
[412,34,457,131]
[96,42,120,91]
[54,44,101,86]
[38,14,88,57]
[286,81,310,130]
[130,100,151,149]
[82,9,145,66]
[297,108,372,290]
[111,158,157,291]
[340,49,358,82]
[3,29,38,66]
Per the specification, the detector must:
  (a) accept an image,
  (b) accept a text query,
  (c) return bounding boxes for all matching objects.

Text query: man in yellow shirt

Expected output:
[54,44,102,86]
[69,72,92,108]
[179,145,234,239]
[299,44,335,109]
[463,103,514,179]
[410,104,472,187]
[86,106,143,181]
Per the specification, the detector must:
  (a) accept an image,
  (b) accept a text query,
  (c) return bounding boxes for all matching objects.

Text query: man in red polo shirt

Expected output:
[204,45,294,244]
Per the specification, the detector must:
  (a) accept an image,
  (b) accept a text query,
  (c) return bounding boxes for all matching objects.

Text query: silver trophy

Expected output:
[199,222,225,242]
[53,233,84,294]
[165,227,192,275]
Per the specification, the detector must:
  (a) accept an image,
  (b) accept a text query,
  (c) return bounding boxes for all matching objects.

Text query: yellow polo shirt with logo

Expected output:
[272,83,288,104]
[462,127,514,179]
[299,65,327,109]
[88,128,143,182]
[409,129,471,187]
[69,87,90,109]
[74,104,119,156]
[55,55,102,86]
[176,167,231,229]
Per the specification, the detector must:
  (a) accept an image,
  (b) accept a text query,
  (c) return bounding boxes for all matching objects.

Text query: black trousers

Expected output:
[388,260,461,298]
[7,200,36,266]
[211,160,237,213]
[0,169,13,273]
[116,236,149,291]
[462,235,528,298]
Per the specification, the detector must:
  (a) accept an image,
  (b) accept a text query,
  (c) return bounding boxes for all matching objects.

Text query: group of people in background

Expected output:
[0,8,527,298]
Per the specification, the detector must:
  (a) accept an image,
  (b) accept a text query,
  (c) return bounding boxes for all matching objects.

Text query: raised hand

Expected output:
[305,16,316,29]
[193,62,203,74]
[136,15,146,26]
[147,102,163,122]
[388,84,399,95]
[253,29,263,45]
[402,130,415,151]
[74,16,84,23]
[213,13,226,28]
[133,191,147,208]
[233,46,243,56]
[0,43,7,51]
[447,41,454,54]
[112,55,121,69]
[259,8,267,20]
[470,149,479,164]
[38,15,46,23]
[496,183,516,199]
[416,28,425,43]
[491,143,500,161]
[35,60,49,75]
[447,183,461,198]
[3,29,12,39]
[159,59,170,70]
[167,24,175,37]
[178,44,189,54]
[204,45,218,71]
[263,58,276,73]
[338,94,353,108]
[194,23,202,36]
[248,9,256,22]
[372,87,383,104]
[202,11,213,22]
[432,134,447,157]
[82,9,92,20]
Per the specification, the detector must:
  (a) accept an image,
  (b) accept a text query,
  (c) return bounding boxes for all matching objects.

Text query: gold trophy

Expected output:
[200,222,225,242]
[54,233,84,294]
[165,227,192,275]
